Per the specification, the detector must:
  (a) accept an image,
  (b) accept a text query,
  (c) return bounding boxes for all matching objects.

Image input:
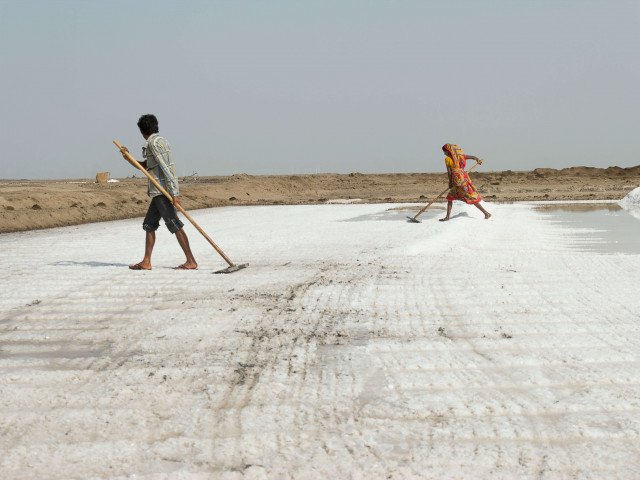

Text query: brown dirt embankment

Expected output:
[1,166,639,234]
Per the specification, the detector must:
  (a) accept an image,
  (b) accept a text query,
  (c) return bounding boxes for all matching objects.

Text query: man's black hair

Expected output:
[137,114,159,136]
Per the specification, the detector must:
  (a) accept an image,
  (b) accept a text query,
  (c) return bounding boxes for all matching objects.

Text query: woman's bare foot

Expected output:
[439,217,450,222]
[129,261,151,270]
[174,261,198,270]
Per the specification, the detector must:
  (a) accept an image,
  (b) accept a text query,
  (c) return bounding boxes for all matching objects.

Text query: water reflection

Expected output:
[535,203,640,254]
[535,203,621,213]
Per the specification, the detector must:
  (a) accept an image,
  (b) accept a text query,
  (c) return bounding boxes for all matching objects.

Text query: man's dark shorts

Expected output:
[143,196,184,234]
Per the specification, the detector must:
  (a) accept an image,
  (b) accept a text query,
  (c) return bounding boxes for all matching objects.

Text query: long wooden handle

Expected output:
[411,186,450,219]
[113,140,235,267]
[411,161,481,220]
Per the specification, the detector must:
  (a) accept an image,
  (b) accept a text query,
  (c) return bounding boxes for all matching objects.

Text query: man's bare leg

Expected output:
[129,230,155,270]
[475,202,492,219]
[439,201,453,221]
[174,228,198,270]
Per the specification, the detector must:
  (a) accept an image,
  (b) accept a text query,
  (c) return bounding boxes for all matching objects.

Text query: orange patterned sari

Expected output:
[443,143,482,204]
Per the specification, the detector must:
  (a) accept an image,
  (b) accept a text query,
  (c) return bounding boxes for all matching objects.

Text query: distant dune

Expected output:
[1,166,639,233]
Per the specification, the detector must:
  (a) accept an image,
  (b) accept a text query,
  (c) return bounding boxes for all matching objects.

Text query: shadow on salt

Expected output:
[54,261,128,267]
[341,205,447,222]
[535,203,640,254]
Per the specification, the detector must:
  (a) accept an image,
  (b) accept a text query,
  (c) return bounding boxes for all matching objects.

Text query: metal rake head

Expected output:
[213,263,249,274]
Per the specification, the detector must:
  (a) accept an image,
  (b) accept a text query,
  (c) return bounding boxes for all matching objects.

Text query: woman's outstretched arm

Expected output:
[464,154,482,164]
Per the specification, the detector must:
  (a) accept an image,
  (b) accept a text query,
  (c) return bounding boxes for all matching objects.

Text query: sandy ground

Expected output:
[1,202,640,478]
[2,165,640,233]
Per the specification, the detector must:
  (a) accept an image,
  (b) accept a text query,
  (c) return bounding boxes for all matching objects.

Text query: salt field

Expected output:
[1,201,640,479]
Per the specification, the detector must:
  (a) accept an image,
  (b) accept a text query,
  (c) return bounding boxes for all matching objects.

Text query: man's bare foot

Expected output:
[485,213,492,219]
[129,262,151,270]
[174,261,198,270]
[439,217,450,222]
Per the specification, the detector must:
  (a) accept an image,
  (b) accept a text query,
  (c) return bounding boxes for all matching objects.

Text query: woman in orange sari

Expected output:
[440,143,491,221]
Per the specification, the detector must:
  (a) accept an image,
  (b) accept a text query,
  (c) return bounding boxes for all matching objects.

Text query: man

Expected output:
[125,114,198,270]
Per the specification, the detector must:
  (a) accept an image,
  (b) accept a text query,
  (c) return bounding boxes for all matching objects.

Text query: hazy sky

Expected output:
[1,0,638,179]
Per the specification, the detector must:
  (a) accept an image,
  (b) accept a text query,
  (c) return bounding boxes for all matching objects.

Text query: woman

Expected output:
[440,143,491,221]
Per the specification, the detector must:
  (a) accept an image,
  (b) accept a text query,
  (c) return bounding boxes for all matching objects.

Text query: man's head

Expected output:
[137,114,159,139]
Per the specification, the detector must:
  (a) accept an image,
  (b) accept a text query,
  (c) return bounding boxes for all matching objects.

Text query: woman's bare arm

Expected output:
[464,154,482,164]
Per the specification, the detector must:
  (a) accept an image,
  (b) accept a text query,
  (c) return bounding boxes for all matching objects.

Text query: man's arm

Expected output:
[119,147,147,170]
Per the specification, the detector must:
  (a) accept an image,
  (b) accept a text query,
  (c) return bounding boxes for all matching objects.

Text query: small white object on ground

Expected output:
[619,186,640,220]
[326,198,363,204]
[619,186,640,206]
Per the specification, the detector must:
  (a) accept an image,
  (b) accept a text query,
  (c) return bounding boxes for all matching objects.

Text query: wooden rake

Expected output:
[113,140,248,274]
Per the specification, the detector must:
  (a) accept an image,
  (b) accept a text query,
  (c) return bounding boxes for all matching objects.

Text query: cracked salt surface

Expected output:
[1,202,640,479]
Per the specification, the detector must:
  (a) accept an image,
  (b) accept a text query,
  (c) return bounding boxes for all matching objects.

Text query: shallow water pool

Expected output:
[535,202,640,254]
